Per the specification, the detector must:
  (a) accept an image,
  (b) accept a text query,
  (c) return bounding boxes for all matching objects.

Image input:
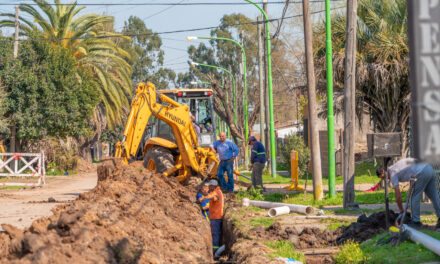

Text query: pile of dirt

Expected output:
[75,157,97,173]
[337,210,400,244]
[0,159,212,263]
[248,222,342,249]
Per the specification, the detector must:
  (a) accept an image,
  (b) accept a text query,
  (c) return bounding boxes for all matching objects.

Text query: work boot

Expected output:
[436,218,440,229]
[408,220,422,229]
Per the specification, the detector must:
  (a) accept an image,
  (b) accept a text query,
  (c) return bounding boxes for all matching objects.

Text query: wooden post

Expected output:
[303,0,323,200]
[343,0,357,208]
[11,6,19,153]
[263,0,271,172]
[13,5,19,58]
[258,16,265,146]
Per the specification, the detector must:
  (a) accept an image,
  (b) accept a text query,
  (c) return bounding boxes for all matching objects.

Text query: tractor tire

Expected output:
[143,146,174,174]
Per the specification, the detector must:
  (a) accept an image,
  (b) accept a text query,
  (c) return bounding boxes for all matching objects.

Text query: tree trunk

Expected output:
[343,0,357,208]
[303,0,323,200]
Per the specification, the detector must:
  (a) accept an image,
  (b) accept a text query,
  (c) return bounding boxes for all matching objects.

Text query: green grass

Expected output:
[320,217,352,230]
[249,217,276,228]
[335,240,365,264]
[331,207,383,215]
[265,240,305,262]
[0,185,25,190]
[46,169,77,176]
[358,230,440,263]
[237,189,408,208]
[240,160,380,186]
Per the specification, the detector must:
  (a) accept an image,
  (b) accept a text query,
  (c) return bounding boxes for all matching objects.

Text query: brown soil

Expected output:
[223,197,418,264]
[0,159,212,263]
[336,210,400,244]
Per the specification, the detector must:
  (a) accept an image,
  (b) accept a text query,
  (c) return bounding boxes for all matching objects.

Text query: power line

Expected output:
[0,6,344,43]
[0,0,343,6]
[161,61,188,66]
[162,45,190,52]
[142,0,186,22]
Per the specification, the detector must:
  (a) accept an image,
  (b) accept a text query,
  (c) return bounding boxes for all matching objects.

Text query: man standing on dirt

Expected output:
[201,179,224,255]
[248,136,266,191]
[210,132,239,192]
[376,158,440,229]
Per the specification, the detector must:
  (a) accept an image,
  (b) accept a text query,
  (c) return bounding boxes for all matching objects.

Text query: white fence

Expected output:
[0,152,46,187]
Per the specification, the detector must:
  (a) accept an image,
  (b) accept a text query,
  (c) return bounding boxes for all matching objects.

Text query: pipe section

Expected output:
[402,224,440,256]
[242,198,314,215]
[268,206,290,217]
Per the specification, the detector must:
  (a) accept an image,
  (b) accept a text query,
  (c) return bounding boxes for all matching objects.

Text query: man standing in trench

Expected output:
[210,132,239,192]
[248,136,266,191]
[376,158,440,228]
[200,179,224,255]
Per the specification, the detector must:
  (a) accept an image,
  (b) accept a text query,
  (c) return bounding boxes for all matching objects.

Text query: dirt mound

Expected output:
[75,158,97,173]
[0,159,212,263]
[248,222,342,249]
[337,210,400,244]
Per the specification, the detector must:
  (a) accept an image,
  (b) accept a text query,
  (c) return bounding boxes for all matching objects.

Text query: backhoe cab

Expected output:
[115,82,219,183]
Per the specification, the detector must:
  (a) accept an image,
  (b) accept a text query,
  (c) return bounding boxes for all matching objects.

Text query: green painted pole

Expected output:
[325,0,336,198]
[244,0,276,177]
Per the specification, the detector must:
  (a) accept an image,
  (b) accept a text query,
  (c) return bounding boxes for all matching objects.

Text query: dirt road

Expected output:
[0,172,97,231]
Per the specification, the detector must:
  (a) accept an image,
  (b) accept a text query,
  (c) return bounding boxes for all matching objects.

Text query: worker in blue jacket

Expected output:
[248,136,266,190]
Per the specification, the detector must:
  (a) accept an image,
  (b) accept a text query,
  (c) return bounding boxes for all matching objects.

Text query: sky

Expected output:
[0,0,343,75]
[0,0,292,73]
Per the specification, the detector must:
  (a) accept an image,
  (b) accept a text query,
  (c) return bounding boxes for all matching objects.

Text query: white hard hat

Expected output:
[208,179,218,186]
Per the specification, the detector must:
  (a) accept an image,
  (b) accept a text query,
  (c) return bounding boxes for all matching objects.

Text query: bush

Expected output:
[279,133,310,177]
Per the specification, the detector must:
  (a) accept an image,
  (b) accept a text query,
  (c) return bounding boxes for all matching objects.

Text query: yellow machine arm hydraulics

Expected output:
[115,82,218,181]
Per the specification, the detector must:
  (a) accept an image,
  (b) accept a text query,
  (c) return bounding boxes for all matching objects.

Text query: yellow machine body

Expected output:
[115,82,219,182]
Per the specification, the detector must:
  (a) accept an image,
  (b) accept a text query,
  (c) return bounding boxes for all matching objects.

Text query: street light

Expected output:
[189,61,236,136]
[244,0,277,177]
[187,36,250,166]
[190,81,211,87]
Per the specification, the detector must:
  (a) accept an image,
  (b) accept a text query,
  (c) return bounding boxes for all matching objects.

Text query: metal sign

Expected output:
[407,0,440,162]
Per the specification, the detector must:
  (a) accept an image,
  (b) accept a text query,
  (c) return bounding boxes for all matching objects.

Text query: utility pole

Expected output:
[263,0,273,175]
[258,16,265,145]
[11,5,19,152]
[13,6,19,58]
[240,30,249,169]
[343,0,357,208]
[324,0,336,198]
[302,0,323,200]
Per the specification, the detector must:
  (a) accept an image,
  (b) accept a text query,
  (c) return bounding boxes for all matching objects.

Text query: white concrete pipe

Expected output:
[242,198,314,215]
[402,224,440,256]
[268,206,290,217]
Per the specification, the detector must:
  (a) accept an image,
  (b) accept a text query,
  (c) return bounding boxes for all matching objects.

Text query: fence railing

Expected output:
[0,152,46,187]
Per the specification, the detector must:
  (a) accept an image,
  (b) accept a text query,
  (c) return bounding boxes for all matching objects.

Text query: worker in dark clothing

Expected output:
[248,136,266,191]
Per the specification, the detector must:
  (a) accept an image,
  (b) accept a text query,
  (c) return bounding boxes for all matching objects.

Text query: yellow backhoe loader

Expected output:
[115,82,226,183]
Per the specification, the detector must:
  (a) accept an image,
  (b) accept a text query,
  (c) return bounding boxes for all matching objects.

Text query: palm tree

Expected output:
[0,0,133,127]
[313,0,410,153]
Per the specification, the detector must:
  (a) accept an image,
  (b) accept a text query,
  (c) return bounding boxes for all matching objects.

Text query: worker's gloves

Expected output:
[395,212,405,226]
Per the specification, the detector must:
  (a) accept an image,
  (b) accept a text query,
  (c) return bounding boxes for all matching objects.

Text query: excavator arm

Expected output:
[115,82,216,179]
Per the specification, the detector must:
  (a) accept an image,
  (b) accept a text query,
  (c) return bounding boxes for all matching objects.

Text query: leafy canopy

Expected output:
[0,40,99,141]
[0,0,133,128]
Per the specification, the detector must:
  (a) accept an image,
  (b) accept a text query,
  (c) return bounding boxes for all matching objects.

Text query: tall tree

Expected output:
[0,0,133,128]
[187,14,297,149]
[314,0,410,154]
[0,40,99,149]
[119,16,176,90]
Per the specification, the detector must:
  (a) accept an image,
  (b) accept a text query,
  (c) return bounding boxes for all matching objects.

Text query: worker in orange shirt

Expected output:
[200,179,224,255]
